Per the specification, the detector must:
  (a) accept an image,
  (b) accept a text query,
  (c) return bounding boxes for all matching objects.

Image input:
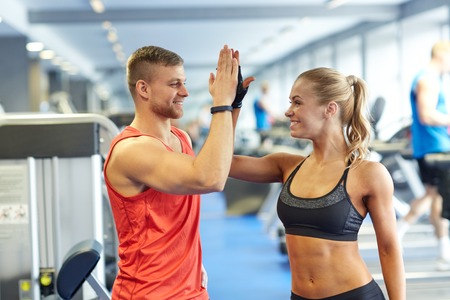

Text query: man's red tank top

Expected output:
[103,126,208,300]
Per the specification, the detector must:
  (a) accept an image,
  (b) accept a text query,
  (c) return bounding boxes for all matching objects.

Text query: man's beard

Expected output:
[153,103,183,119]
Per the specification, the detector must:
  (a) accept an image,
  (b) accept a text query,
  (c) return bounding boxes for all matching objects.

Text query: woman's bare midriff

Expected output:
[287,234,373,298]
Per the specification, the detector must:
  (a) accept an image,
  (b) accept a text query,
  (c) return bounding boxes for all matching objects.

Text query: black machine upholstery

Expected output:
[57,239,110,300]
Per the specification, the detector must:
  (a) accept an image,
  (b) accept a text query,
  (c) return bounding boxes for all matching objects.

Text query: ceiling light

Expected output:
[112,43,122,53]
[326,0,350,9]
[102,21,112,30]
[61,62,73,71]
[51,57,63,66]
[26,42,44,52]
[116,52,126,62]
[298,17,311,25]
[89,0,105,14]
[107,30,118,43]
[39,50,56,60]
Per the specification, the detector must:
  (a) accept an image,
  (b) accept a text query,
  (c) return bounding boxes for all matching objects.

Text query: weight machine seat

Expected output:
[370,96,386,140]
[57,239,105,300]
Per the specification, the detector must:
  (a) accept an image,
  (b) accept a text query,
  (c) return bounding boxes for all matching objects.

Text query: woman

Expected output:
[230,67,405,299]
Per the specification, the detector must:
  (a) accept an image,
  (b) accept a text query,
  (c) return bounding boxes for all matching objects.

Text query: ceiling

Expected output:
[0,0,420,108]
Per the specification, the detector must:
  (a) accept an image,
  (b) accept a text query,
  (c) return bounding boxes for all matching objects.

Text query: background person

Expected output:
[253,80,277,147]
[396,40,450,271]
[103,44,254,299]
[230,67,405,299]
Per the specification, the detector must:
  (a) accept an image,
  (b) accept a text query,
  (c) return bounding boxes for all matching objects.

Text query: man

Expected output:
[253,81,276,147]
[397,40,450,271]
[253,81,272,130]
[103,45,254,299]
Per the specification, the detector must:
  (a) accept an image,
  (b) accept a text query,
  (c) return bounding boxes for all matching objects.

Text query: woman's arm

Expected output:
[230,152,302,184]
[363,161,406,300]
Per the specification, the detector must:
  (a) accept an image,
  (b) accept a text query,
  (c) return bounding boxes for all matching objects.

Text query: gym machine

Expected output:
[0,113,119,300]
[369,97,423,217]
[45,239,111,300]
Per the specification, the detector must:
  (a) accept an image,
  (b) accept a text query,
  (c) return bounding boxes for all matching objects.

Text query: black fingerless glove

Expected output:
[231,66,248,109]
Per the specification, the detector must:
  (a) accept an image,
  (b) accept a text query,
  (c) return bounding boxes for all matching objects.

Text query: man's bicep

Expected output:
[127,145,198,194]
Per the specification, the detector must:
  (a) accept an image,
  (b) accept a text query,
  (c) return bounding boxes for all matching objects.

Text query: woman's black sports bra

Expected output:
[277,159,364,241]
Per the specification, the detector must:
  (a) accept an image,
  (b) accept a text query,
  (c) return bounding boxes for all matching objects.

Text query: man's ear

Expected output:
[135,80,150,100]
[325,101,338,118]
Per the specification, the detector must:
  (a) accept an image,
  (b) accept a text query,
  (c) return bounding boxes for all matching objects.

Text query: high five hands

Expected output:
[209,45,255,108]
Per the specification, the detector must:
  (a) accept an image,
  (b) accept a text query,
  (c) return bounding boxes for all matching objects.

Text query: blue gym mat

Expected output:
[200,192,291,300]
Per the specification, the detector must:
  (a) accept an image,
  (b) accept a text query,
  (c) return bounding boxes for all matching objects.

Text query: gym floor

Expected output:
[201,191,291,299]
[200,192,450,300]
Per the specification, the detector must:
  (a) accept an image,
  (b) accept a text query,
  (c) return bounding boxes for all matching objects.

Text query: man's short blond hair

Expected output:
[431,40,450,58]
